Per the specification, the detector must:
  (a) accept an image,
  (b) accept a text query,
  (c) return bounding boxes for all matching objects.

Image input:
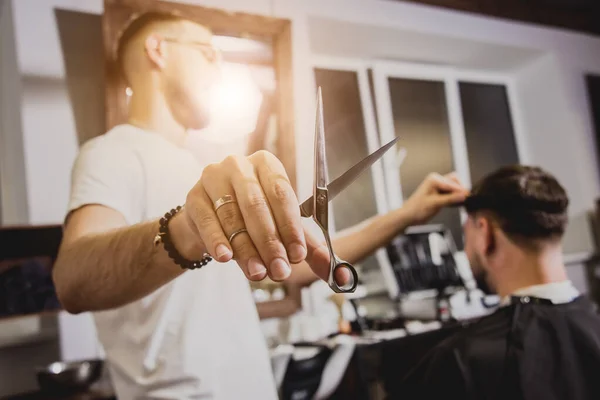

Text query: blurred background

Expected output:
[1,0,600,398]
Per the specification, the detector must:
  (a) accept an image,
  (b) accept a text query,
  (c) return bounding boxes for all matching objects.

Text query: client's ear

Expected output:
[476,216,496,256]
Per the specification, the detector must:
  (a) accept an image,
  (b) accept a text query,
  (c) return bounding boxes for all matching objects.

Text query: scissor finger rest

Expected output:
[328,261,358,293]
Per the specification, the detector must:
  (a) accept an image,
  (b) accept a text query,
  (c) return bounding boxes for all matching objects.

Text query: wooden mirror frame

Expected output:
[102,0,296,190]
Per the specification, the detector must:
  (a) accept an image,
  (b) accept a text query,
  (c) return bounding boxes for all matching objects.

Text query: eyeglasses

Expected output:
[162,38,222,64]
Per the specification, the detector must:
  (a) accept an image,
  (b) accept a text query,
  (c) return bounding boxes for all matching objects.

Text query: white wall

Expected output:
[2,0,600,391]
[514,54,597,254]
[20,75,79,224]
[0,2,60,396]
[0,0,28,225]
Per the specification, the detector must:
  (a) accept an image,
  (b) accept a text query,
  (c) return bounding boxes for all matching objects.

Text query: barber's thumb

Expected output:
[302,225,331,281]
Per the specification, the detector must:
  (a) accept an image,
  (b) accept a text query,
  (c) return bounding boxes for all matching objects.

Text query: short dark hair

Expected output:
[114,11,187,75]
[464,165,569,242]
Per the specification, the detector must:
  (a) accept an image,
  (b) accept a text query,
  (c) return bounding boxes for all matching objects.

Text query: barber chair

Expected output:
[385,224,497,322]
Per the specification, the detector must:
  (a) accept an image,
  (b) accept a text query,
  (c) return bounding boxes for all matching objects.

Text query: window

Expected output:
[459,82,519,184]
[586,74,600,181]
[382,76,463,248]
[314,68,380,230]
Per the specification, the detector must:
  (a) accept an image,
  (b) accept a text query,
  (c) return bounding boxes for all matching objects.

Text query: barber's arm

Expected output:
[54,206,191,313]
[54,141,201,314]
[54,150,331,313]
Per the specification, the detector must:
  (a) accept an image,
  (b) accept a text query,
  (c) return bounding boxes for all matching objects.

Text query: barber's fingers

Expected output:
[437,172,469,205]
[187,151,310,282]
[303,224,351,286]
[432,191,469,208]
[216,201,267,281]
[199,161,271,280]
[427,172,466,193]
[303,226,329,281]
[186,164,266,280]
[429,174,468,207]
[221,154,292,282]
[184,184,233,263]
[250,151,306,264]
[444,172,462,186]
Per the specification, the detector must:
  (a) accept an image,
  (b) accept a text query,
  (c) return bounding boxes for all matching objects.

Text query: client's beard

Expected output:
[474,271,495,296]
[471,254,496,295]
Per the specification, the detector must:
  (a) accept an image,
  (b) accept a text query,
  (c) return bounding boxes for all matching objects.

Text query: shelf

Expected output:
[0,224,62,260]
[0,327,58,350]
[0,309,61,323]
[564,251,595,265]
[0,312,59,350]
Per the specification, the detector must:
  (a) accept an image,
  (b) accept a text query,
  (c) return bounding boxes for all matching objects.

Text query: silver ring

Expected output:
[228,228,248,244]
[214,195,236,211]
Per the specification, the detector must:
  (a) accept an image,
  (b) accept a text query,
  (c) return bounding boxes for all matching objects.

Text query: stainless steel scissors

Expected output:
[299,87,399,293]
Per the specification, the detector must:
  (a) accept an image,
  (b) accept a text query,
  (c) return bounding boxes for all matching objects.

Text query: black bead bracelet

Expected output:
[154,205,212,270]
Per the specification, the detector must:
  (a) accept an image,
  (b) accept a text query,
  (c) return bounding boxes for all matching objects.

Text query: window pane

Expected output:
[586,75,600,181]
[387,78,464,249]
[459,82,519,184]
[314,68,380,271]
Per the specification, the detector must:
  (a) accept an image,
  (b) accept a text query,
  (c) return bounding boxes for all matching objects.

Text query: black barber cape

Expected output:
[387,296,600,400]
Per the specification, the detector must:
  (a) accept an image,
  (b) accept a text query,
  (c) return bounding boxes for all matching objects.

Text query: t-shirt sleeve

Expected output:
[386,340,468,399]
[67,138,145,225]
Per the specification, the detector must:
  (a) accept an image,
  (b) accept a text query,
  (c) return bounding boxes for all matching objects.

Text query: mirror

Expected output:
[103,0,296,187]
[100,0,297,315]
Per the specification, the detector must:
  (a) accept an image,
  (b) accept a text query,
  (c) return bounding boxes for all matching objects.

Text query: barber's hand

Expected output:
[402,172,469,226]
[172,151,332,283]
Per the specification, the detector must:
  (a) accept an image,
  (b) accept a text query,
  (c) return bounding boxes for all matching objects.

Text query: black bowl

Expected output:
[36,359,104,395]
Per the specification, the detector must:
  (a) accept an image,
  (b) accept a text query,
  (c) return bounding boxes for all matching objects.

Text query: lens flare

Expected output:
[198,63,263,143]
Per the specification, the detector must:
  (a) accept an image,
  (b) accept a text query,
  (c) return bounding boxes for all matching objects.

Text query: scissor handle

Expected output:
[328,260,358,293]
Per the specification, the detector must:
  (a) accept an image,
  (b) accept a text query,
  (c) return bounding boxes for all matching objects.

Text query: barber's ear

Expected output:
[144,34,167,70]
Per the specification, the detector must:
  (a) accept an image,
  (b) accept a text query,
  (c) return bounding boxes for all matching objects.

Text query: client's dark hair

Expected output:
[464,165,569,243]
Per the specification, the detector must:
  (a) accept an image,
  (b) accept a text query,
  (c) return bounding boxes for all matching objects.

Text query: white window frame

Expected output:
[311,55,399,297]
[371,60,529,225]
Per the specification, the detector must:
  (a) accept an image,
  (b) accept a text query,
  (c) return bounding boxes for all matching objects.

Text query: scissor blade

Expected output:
[315,87,328,190]
[300,136,400,217]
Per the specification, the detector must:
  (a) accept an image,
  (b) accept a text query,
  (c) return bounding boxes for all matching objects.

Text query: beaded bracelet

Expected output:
[154,205,212,270]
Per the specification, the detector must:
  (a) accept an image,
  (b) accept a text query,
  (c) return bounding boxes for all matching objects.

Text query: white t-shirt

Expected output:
[68,124,278,400]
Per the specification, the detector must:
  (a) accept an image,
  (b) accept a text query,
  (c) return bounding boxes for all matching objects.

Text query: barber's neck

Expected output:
[492,240,568,299]
[127,86,187,147]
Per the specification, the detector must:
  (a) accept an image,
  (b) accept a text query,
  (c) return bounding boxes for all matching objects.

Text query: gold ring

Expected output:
[214,195,236,211]
[228,228,248,244]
